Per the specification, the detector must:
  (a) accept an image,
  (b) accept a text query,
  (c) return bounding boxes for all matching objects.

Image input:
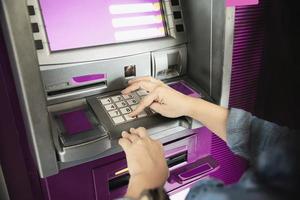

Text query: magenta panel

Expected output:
[226,0,259,7]
[229,1,268,113]
[39,0,167,51]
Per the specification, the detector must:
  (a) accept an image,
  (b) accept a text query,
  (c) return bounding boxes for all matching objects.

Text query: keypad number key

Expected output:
[127,99,138,106]
[105,104,117,111]
[137,90,149,97]
[109,110,121,118]
[124,114,136,121]
[100,98,112,105]
[122,94,134,100]
[112,95,123,102]
[120,107,132,115]
[112,116,125,125]
[116,101,127,108]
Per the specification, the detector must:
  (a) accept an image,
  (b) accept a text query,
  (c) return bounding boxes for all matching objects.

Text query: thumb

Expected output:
[119,138,131,152]
[150,102,163,114]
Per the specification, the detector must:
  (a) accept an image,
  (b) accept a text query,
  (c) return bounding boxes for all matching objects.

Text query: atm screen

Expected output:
[39,0,168,51]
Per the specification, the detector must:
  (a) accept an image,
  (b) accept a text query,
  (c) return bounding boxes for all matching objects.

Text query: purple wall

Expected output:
[0,28,43,199]
[229,1,268,113]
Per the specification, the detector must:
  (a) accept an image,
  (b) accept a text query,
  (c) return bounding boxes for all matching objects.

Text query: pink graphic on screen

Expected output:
[39,0,167,51]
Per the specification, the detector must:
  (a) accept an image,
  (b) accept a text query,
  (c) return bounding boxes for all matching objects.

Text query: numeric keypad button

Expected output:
[108,110,121,117]
[100,98,112,105]
[124,114,135,121]
[112,116,125,124]
[112,95,123,102]
[120,107,132,114]
[122,94,134,99]
[104,104,116,111]
[127,99,138,106]
[116,101,127,108]
[137,90,149,96]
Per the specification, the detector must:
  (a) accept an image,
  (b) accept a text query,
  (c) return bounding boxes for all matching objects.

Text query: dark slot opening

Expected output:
[167,151,188,168]
[109,174,130,191]
[47,81,106,97]
[108,151,188,191]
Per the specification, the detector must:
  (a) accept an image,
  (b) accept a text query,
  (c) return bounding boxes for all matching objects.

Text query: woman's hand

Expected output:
[119,127,168,199]
[122,76,192,118]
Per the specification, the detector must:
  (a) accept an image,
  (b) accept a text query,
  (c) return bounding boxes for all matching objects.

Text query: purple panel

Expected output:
[39,0,167,51]
[229,1,268,113]
[226,0,259,7]
[169,81,201,98]
[59,110,93,135]
[72,74,106,83]
[209,134,248,184]
[178,163,211,181]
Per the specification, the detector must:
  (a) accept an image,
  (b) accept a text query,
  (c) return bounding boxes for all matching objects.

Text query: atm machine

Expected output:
[0,0,248,199]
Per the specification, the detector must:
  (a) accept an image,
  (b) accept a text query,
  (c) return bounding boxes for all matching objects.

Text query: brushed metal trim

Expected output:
[220,8,235,108]
[0,165,10,200]
[0,0,58,177]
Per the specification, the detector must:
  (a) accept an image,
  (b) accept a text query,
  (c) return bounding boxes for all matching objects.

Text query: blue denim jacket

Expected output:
[186,108,293,200]
[118,108,295,200]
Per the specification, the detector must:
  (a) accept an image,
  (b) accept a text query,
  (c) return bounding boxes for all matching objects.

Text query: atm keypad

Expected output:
[98,90,153,125]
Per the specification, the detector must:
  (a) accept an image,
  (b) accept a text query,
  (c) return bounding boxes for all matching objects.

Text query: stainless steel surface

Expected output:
[183,0,212,96]
[58,126,198,170]
[27,0,187,65]
[43,53,152,105]
[58,136,112,163]
[211,0,227,104]
[152,45,187,80]
[220,8,235,108]
[183,0,229,104]
[0,164,10,200]
[0,0,58,177]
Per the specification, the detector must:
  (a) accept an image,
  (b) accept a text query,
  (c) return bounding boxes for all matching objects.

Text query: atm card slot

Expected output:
[47,81,106,97]
[108,151,188,191]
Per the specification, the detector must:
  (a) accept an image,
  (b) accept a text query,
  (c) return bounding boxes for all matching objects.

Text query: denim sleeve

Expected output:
[226,108,291,160]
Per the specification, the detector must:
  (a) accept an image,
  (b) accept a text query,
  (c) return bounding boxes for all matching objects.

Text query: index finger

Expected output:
[129,91,158,117]
[128,76,158,85]
[121,81,157,95]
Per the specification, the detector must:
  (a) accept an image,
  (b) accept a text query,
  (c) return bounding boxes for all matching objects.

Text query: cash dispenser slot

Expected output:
[47,81,107,97]
[108,151,188,191]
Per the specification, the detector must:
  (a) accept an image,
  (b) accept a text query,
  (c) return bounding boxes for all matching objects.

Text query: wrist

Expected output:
[184,96,201,119]
[125,174,149,199]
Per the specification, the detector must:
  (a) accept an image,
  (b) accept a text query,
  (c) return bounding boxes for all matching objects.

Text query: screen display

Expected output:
[39,0,167,51]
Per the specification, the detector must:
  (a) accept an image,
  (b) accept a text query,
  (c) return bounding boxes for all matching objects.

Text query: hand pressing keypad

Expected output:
[97,90,151,125]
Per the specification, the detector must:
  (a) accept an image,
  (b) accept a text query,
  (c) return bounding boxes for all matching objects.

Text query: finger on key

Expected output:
[128,76,154,84]
[122,81,156,94]
[129,91,157,117]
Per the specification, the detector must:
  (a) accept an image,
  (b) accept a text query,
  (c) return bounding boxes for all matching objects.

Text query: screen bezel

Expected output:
[31,0,186,65]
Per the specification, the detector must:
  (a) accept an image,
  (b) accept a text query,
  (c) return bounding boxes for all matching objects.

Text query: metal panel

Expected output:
[183,0,212,95]
[0,165,10,200]
[183,0,229,104]
[211,0,227,104]
[0,0,58,177]
[220,8,235,108]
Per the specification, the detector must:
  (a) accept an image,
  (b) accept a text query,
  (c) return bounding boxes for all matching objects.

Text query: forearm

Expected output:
[185,97,229,141]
